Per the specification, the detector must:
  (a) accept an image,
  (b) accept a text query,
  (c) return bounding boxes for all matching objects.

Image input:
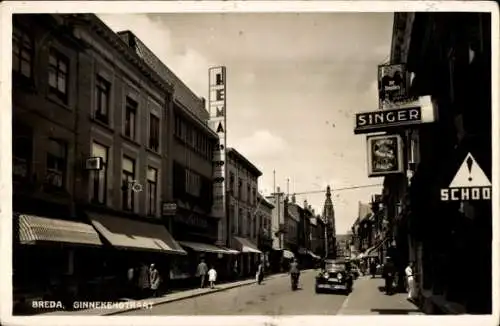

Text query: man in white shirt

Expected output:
[405,261,416,301]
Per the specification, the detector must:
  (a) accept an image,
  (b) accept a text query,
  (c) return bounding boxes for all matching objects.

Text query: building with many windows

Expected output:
[12,14,189,311]
[226,148,262,277]
[116,30,234,282]
[256,193,274,268]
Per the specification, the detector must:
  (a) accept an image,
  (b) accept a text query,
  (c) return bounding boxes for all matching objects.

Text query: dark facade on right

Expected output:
[389,12,492,314]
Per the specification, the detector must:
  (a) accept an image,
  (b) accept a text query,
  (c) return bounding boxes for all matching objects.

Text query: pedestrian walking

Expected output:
[289,258,300,290]
[196,259,208,288]
[208,266,217,289]
[369,258,377,278]
[382,257,396,295]
[126,265,136,298]
[405,261,416,301]
[149,263,161,297]
[256,261,264,285]
[137,262,150,299]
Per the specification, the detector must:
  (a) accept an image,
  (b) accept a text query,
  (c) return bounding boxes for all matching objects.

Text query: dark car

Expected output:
[315,259,353,294]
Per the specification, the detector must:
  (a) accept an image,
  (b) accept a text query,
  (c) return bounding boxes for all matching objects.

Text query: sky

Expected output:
[99,12,392,234]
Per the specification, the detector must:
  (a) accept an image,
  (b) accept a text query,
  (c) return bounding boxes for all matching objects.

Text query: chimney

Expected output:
[200,97,206,110]
[308,205,312,211]
[304,199,308,209]
[291,194,296,204]
[312,208,315,215]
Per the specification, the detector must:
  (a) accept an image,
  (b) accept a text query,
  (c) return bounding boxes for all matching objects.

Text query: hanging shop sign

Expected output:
[208,66,227,246]
[161,202,177,216]
[354,106,421,134]
[366,134,404,177]
[378,63,410,109]
[440,153,491,201]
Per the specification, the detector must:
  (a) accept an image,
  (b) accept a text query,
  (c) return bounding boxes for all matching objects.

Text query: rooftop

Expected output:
[227,148,263,177]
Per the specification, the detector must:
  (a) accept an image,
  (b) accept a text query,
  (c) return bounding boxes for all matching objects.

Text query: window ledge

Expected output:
[90,116,114,132]
[46,94,71,111]
[146,147,162,158]
[120,134,141,148]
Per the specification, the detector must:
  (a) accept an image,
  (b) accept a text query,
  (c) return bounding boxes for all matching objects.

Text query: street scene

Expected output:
[5,2,495,319]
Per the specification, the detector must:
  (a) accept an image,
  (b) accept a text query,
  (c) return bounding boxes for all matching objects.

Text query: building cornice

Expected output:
[74,14,174,95]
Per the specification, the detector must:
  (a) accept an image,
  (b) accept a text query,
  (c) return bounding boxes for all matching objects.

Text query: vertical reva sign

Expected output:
[208,66,227,246]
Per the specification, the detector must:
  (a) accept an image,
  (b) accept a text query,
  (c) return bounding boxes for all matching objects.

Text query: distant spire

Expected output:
[326,185,332,198]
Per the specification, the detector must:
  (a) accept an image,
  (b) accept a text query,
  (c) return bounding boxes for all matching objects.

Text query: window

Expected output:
[45,139,67,189]
[147,167,158,216]
[48,49,69,102]
[229,172,235,195]
[91,142,108,204]
[252,188,257,205]
[124,97,137,139]
[185,169,201,197]
[174,115,181,137]
[216,72,224,85]
[149,114,160,152]
[12,27,33,79]
[238,208,243,235]
[122,156,135,211]
[247,212,252,237]
[230,204,236,234]
[238,178,242,198]
[95,76,110,124]
[253,216,257,238]
[247,184,251,204]
[12,125,32,180]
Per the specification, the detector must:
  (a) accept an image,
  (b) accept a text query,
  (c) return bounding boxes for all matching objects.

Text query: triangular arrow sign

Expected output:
[449,153,491,187]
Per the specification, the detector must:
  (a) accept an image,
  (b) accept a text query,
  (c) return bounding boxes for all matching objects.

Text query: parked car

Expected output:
[315,259,353,294]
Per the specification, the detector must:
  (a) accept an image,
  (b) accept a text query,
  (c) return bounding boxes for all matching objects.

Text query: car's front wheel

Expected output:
[315,286,321,294]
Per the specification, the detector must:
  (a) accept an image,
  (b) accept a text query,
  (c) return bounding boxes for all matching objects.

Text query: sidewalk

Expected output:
[41,272,290,316]
[337,276,424,315]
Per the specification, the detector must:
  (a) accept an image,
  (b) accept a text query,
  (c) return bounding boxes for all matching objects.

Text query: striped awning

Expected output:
[179,241,238,254]
[18,214,102,246]
[89,213,186,255]
[233,236,262,254]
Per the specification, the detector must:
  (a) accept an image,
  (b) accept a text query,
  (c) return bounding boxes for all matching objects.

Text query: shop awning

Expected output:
[89,213,186,255]
[283,250,295,259]
[219,247,240,254]
[18,214,103,246]
[178,241,237,254]
[233,236,262,254]
[363,237,389,258]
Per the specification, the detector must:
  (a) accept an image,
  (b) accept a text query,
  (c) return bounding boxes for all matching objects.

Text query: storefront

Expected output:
[232,236,262,276]
[87,212,187,295]
[13,213,104,314]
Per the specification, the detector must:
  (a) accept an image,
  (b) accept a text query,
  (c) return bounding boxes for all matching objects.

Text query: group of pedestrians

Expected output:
[127,262,161,299]
[196,259,218,289]
[381,257,417,302]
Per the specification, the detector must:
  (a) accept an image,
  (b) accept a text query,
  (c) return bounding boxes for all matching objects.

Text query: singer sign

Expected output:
[208,66,227,245]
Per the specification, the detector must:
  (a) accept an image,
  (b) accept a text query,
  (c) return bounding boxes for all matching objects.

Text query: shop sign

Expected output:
[366,134,404,177]
[174,213,209,229]
[378,63,410,109]
[354,106,422,134]
[441,153,491,201]
[161,202,177,216]
[208,66,227,244]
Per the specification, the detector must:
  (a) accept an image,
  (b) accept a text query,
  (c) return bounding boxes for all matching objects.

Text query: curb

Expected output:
[105,273,289,316]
